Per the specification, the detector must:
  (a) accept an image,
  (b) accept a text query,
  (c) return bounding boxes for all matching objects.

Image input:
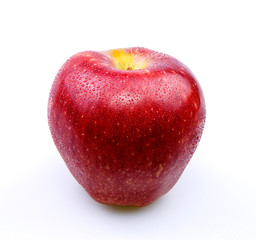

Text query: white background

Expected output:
[1,0,256,239]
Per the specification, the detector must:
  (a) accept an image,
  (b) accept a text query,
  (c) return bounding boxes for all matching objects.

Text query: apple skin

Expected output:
[48,47,206,207]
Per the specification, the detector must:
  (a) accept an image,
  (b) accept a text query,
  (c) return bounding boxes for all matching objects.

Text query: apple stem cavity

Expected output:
[106,49,148,71]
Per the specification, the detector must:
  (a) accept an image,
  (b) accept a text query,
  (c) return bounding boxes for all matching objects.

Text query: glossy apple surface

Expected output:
[48,47,206,206]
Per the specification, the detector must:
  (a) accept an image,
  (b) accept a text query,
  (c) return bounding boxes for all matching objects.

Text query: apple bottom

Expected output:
[52,107,205,207]
[51,104,205,207]
[63,154,190,207]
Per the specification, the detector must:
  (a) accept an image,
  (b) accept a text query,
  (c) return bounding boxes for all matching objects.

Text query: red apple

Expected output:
[48,47,206,207]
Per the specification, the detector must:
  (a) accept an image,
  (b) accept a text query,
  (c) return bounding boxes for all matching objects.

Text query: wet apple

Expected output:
[48,47,206,206]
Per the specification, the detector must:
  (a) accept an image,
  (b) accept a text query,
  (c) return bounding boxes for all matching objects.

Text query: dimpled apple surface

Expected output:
[48,47,206,207]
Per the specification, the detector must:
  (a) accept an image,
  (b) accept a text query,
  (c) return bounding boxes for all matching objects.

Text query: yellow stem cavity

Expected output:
[109,49,147,70]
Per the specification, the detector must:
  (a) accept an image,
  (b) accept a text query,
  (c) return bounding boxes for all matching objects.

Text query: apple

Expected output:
[48,47,206,207]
